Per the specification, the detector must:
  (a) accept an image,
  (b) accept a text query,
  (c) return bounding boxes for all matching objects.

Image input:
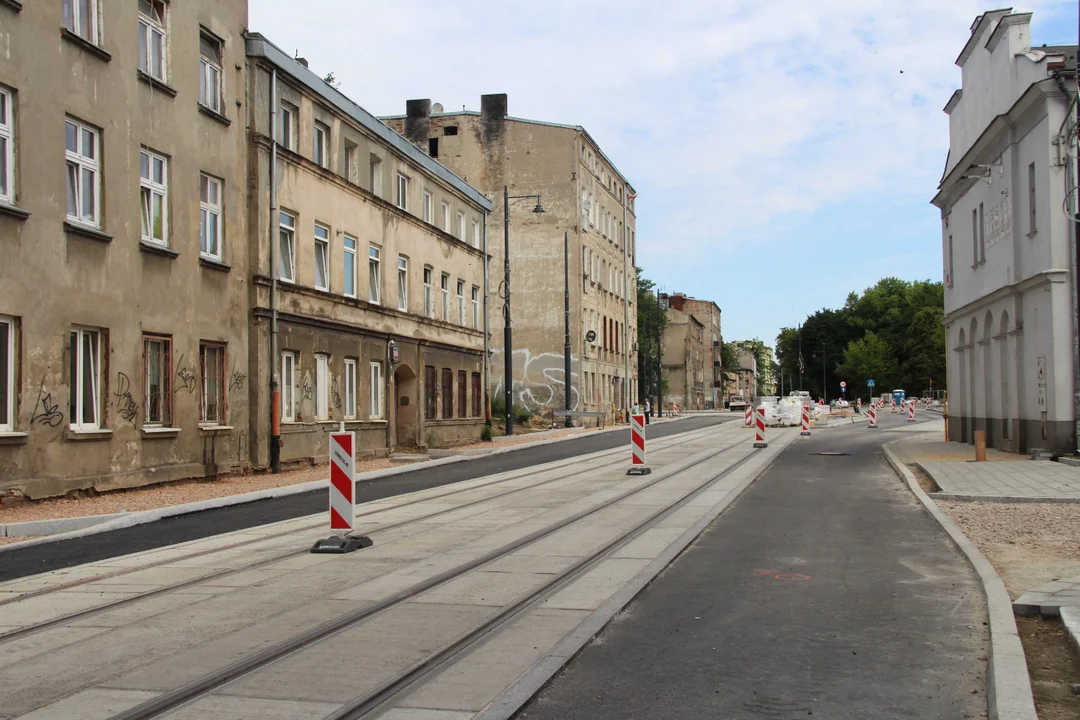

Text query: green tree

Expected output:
[902,306,946,394]
[636,268,667,405]
[837,331,900,396]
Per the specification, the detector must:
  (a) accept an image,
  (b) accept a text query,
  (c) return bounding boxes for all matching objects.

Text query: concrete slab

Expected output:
[160,695,342,720]
[482,554,579,575]
[397,608,589,712]
[69,590,218,628]
[218,602,495,704]
[0,625,110,670]
[541,558,652,610]
[0,590,138,627]
[415,570,551,607]
[379,710,476,720]
[90,565,225,587]
[16,688,160,719]
[611,527,689,559]
[0,564,124,592]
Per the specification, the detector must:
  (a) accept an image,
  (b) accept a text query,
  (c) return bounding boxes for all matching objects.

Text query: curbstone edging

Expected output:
[929,492,1080,505]
[1060,607,1080,657]
[0,418,690,553]
[883,441,1036,720]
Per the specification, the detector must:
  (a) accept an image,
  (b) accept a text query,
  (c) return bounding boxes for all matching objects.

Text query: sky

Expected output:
[249,1,1078,349]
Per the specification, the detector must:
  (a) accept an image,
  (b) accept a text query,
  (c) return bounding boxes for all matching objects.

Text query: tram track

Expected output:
[108,429,772,720]
[0,424,730,645]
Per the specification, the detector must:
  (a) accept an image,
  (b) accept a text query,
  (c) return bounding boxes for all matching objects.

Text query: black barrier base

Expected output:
[626,467,652,476]
[311,535,373,554]
[800,430,811,436]
[753,442,768,448]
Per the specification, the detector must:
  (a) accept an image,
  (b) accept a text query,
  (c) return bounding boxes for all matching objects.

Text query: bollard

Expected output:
[627,413,651,475]
[800,404,811,436]
[753,406,768,448]
[311,430,372,553]
[745,404,752,427]
[974,430,987,462]
[907,398,916,422]
[868,403,878,429]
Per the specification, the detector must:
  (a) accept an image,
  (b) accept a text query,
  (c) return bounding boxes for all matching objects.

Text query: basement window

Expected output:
[443,126,458,136]
[428,137,439,158]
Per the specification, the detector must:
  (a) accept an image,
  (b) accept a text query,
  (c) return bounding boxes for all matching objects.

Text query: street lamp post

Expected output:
[563,232,573,428]
[502,185,545,436]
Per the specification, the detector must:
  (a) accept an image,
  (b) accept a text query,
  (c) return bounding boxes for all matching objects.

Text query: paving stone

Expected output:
[612,527,689,559]
[380,709,476,720]
[161,694,342,720]
[414,570,550,606]
[0,590,138,627]
[541,558,652,610]
[0,625,110,670]
[16,688,160,719]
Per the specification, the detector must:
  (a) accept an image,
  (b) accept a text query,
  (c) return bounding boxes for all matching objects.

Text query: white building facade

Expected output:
[932,10,1077,453]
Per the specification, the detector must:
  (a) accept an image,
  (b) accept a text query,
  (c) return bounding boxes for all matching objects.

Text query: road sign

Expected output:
[867,379,876,388]
[839,381,847,389]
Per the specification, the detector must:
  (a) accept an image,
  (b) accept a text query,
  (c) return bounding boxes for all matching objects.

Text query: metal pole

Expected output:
[798,324,803,390]
[483,212,491,428]
[622,194,630,418]
[503,185,513,436]
[564,232,572,428]
[656,287,662,418]
[822,342,827,404]
[269,67,281,474]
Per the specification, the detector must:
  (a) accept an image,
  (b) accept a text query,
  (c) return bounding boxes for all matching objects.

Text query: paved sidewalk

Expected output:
[921,460,1080,501]
[1014,575,1080,616]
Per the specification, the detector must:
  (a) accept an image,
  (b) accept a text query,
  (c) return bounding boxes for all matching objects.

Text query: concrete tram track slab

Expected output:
[0,422,749,719]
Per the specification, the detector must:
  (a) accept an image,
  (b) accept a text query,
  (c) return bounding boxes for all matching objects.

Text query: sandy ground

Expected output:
[936,500,1080,599]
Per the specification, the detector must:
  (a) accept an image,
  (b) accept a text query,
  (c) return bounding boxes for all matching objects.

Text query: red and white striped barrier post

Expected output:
[925,397,931,410]
[868,403,878,429]
[891,396,897,413]
[744,404,752,427]
[627,413,651,475]
[907,398,916,422]
[753,406,768,448]
[800,404,811,437]
[311,429,372,553]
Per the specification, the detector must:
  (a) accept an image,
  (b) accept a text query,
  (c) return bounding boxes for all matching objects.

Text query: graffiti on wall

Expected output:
[113,372,139,423]
[30,375,64,427]
[488,349,582,412]
[175,354,198,394]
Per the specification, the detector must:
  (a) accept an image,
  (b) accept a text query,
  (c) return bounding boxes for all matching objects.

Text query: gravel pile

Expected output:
[937,501,1080,555]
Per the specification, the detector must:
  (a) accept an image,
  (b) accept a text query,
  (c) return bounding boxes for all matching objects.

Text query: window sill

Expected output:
[0,0,22,11]
[137,70,178,97]
[0,202,30,221]
[198,104,231,127]
[65,428,113,441]
[140,241,179,259]
[199,256,231,272]
[64,221,113,243]
[198,424,233,434]
[60,28,111,62]
[142,427,180,438]
[0,431,29,445]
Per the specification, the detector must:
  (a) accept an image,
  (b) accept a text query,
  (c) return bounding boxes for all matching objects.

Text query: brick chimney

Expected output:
[480,93,507,142]
[404,99,431,149]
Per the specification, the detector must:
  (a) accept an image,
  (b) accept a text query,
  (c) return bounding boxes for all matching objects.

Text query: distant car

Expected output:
[728,395,748,412]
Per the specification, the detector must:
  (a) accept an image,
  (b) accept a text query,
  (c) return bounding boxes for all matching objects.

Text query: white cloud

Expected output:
[250,0,1073,290]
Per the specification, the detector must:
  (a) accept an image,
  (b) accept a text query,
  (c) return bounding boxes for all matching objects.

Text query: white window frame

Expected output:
[0,87,13,205]
[0,315,13,432]
[198,30,223,114]
[368,245,381,304]
[423,191,432,223]
[315,353,329,420]
[199,173,223,260]
[140,148,168,246]
[65,118,99,228]
[369,361,383,419]
[457,212,465,242]
[279,102,296,150]
[314,224,330,291]
[397,173,409,210]
[138,1,167,82]
[344,142,356,183]
[457,280,466,327]
[370,155,382,197]
[279,212,296,283]
[69,327,101,431]
[441,202,450,232]
[281,351,296,422]
[471,286,480,330]
[343,358,357,419]
[397,256,408,312]
[313,121,329,168]
[343,235,357,299]
[472,221,480,249]
[199,342,226,425]
[63,0,99,44]
[423,267,434,317]
[143,334,171,427]
[440,273,449,321]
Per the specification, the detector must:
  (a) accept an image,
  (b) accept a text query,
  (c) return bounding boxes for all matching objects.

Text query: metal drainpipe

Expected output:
[269,67,281,473]
[622,192,630,416]
[483,212,491,427]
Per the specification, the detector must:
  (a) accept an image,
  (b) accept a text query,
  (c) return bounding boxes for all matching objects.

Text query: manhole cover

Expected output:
[810,452,850,456]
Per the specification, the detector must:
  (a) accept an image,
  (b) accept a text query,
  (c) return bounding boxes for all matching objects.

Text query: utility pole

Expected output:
[503,185,513,435]
[563,232,572,428]
[822,342,827,403]
[656,288,662,417]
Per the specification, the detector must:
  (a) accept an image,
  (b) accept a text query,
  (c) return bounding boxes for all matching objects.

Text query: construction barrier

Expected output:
[907,399,916,422]
[868,404,878,429]
[856,398,862,412]
[753,406,768,448]
[745,404,752,427]
[800,404,811,436]
[311,430,372,553]
[627,413,651,475]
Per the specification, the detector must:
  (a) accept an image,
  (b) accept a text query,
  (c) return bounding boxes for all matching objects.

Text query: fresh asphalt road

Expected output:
[517,413,988,720]
[0,415,730,582]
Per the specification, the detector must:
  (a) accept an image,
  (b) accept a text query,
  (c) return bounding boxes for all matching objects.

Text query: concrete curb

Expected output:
[929,492,1080,504]
[0,419,693,553]
[820,415,870,428]
[883,442,1037,720]
[1060,607,1080,657]
[0,512,129,537]
[476,431,796,720]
